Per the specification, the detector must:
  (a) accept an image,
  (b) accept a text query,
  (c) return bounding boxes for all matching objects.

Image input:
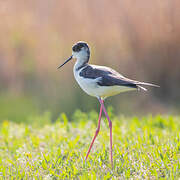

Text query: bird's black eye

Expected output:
[72,45,80,52]
[72,43,85,52]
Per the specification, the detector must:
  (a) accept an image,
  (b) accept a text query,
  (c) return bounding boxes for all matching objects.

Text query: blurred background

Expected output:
[0,0,180,122]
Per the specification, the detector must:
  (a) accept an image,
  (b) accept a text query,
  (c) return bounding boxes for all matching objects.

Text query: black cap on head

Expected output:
[72,42,89,52]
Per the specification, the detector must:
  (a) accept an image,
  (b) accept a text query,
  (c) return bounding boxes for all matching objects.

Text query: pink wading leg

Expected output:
[98,98,113,168]
[85,104,103,160]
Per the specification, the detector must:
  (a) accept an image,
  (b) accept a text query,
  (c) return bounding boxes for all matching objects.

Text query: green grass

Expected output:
[0,110,180,179]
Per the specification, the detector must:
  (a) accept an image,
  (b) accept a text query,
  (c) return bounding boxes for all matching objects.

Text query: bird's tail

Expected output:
[137,85,147,91]
[137,82,160,91]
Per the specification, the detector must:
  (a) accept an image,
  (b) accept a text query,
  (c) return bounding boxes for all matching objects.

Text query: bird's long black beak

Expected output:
[57,55,73,69]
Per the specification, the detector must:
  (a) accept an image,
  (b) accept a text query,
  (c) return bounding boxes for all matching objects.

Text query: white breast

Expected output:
[73,66,100,97]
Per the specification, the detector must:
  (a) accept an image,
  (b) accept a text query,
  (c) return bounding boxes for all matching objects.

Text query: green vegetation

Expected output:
[0,110,179,179]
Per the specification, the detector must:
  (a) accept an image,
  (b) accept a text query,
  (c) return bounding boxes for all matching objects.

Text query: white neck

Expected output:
[74,58,88,71]
[73,49,89,71]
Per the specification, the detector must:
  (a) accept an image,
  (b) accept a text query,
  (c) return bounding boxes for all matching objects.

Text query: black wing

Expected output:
[79,65,137,88]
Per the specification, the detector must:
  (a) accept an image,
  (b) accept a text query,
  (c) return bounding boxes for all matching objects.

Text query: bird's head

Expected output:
[58,41,90,69]
[72,41,90,60]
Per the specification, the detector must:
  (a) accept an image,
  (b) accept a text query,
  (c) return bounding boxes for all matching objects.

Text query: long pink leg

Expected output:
[98,98,113,168]
[85,104,103,160]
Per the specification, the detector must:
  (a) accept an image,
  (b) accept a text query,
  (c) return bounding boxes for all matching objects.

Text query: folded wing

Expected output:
[79,65,159,90]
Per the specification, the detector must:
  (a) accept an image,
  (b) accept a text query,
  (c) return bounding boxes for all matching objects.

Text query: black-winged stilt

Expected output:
[58,41,159,168]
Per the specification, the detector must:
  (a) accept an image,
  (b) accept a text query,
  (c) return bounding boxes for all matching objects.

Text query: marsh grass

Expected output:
[0,110,179,179]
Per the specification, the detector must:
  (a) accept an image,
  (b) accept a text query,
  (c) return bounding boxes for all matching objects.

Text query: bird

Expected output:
[58,41,159,168]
